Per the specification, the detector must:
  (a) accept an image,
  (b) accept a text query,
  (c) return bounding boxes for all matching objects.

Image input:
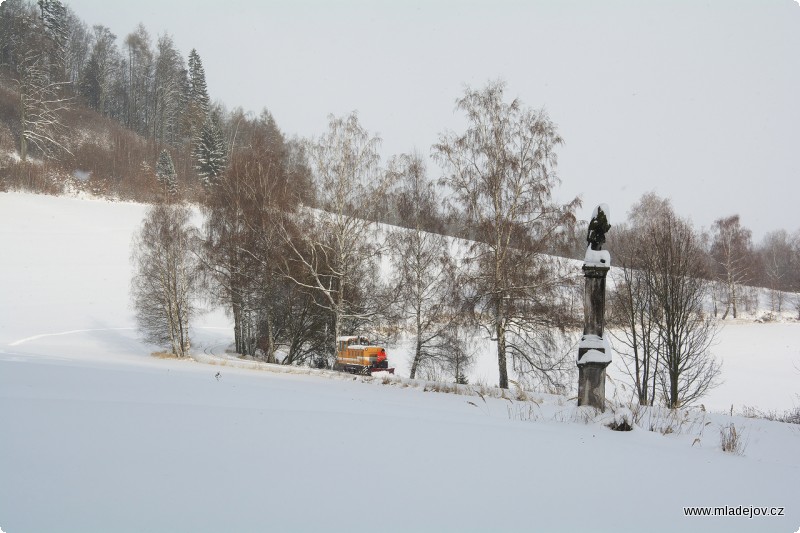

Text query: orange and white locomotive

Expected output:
[333,336,394,375]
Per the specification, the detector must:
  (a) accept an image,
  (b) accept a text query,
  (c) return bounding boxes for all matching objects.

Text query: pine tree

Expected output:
[156,149,178,196]
[37,0,68,80]
[186,48,209,137]
[153,35,186,146]
[194,114,227,190]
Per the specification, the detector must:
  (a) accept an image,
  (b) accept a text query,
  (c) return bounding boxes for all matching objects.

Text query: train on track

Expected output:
[333,335,394,375]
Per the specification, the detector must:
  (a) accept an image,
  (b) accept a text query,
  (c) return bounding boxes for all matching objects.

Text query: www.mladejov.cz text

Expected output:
[683,506,786,519]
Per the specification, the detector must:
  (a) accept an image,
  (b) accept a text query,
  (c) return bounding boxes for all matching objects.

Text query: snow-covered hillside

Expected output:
[1,192,798,532]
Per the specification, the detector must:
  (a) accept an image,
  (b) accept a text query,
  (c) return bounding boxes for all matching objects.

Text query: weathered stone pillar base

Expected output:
[577,361,609,411]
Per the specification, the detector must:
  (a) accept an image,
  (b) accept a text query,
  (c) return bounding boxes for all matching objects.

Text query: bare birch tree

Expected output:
[131,203,198,357]
[758,230,794,313]
[710,215,755,319]
[651,213,721,407]
[283,112,390,363]
[386,153,466,380]
[433,81,580,389]
[609,194,673,406]
[612,194,720,408]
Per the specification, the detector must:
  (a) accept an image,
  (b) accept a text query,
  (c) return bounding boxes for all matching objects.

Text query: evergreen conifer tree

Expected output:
[156,149,178,196]
[37,0,68,79]
[194,114,227,190]
[186,48,209,137]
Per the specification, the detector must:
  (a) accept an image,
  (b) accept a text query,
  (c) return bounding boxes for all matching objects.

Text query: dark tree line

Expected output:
[1,0,226,199]
[1,0,72,161]
[198,111,317,363]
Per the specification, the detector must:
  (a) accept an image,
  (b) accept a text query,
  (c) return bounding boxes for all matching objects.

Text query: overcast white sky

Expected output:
[64,0,800,239]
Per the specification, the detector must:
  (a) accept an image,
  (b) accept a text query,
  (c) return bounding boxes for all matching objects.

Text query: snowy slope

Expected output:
[1,192,797,411]
[0,192,232,363]
[1,191,799,532]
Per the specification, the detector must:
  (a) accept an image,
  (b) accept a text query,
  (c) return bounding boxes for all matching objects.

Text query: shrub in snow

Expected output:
[740,404,800,425]
[719,423,746,455]
[607,407,634,431]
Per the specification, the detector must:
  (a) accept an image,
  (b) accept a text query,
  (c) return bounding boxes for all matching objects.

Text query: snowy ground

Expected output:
[1,192,798,532]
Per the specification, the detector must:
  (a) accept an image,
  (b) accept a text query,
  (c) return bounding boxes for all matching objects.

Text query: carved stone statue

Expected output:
[579,203,612,410]
[587,204,611,251]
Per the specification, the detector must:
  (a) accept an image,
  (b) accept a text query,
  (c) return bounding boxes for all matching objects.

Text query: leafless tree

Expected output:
[710,215,755,319]
[386,153,465,380]
[131,203,199,357]
[1,2,72,162]
[80,25,121,117]
[612,194,720,408]
[283,112,391,362]
[123,24,154,136]
[15,47,72,161]
[611,251,660,405]
[268,280,331,366]
[757,230,794,313]
[653,215,721,407]
[433,80,580,389]
[200,175,261,356]
[197,110,321,363]
[609,193,672,406]
[415,325,475,385]
[63,7,91,88]
[199,111,286,358]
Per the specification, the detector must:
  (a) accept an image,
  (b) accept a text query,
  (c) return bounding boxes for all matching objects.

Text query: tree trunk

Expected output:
[409,305,424,379]
[333,280,344,364]
[264,309,277,364]
[670,369,679,409]
[497,320,509,389]
[650,348,660,407]
[20,91,28,162]
[410,337,422,379]
[232,298,243,354]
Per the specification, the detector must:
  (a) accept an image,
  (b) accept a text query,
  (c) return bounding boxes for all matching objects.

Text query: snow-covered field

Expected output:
[1,192,798,533]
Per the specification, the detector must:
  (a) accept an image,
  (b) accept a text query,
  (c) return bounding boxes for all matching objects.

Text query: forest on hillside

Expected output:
[2,0,799,405]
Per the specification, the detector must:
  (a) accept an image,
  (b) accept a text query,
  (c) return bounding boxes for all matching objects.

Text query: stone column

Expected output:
[577,260,611,410]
